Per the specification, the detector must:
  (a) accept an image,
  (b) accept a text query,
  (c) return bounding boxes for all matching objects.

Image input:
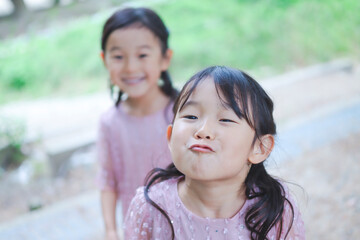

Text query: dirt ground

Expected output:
[0,150,98,223]
[272,131,360,239]
[1,132,359,240]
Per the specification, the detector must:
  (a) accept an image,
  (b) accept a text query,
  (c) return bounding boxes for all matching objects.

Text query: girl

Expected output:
[124,66,305,239]
[97,7,177,240]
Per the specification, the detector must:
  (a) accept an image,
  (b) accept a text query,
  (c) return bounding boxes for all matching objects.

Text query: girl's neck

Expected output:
[122,87,170,117]
[178,178,247,219]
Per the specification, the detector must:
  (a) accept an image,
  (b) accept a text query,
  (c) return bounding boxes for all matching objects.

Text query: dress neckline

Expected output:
[116,100,172,120]
[172,178,248,223]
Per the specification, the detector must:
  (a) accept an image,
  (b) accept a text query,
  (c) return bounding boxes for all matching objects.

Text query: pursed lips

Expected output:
[189,144,214,153]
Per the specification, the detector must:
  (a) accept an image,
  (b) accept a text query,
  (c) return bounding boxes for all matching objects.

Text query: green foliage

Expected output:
[0,0,359,103]
[154,0,360,81]
[0,13,108,103]
[0,117,26,170]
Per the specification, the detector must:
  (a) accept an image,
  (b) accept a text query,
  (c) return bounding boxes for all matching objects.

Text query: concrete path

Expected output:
[0,59,359,239]
[0,191,104,240]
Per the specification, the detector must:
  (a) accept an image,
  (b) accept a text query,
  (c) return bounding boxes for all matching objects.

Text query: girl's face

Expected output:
[103,27,172,99]
[167,77,262,183]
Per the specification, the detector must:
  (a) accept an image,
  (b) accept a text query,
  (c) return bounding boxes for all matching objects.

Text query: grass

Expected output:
[0,0,359,104]
[155,0,360,81]
[0,13,108,103]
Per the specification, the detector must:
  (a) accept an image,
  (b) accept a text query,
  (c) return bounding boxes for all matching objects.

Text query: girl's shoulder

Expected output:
[99,105,120,125]
[150,177,178,197]
[269,180,306,239]
[99,104,138,126]
[164,100,175,120]
[124,178,179,237]
[101,100,174,123]
[277,179,300,204]
[132,178,179,205]
[126,178,179,216]
[269,179,302,218]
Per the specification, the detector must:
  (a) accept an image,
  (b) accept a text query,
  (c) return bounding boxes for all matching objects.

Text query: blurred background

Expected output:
[0,0,359,239]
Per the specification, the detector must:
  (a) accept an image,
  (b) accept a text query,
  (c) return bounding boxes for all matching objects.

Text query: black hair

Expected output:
[144,66,294,240]
[101,7,178,106]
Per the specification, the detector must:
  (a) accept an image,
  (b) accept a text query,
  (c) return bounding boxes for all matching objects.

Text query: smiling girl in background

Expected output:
[125,66,305,239]
[97,7,177,240]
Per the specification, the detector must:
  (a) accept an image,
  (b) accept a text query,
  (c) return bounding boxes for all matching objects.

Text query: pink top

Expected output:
[124,178,305,240]
[97,102,173,216]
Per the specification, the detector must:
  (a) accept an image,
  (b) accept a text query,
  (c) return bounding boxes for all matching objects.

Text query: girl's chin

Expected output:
[123,88,148,99]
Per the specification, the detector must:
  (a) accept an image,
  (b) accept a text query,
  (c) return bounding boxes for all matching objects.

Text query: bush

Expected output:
[0,117,26,171]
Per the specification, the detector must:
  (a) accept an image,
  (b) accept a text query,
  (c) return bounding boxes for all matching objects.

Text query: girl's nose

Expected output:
[124,57,138,73]
[194,120,215,140]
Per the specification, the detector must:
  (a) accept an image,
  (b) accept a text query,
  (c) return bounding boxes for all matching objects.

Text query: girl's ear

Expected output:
[249,134,274,164]
[166,125,173,143]
[100,51,107,66]
[161,49,173,71]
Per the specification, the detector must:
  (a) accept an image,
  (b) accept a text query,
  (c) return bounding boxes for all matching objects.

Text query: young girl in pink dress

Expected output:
[97,7,177,240]
[124,66,305,239]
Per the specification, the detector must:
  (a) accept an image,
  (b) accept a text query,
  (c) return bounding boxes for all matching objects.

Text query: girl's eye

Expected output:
[220,119,236,123]
[139,54,148,58]
[114,56,123,60]
[183,115,197,120]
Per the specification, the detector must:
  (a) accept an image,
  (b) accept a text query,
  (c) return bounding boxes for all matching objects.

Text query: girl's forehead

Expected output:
[181,78,228,107]
[189,78,226,101]
[179,76,245,112]
[106,27,159,50]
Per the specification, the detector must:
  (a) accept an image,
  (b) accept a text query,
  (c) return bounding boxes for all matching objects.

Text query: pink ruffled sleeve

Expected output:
[96,117,117,191]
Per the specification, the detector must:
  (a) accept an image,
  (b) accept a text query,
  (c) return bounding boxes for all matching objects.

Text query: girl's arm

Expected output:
[101,190,120,240]
[97,117,121,239]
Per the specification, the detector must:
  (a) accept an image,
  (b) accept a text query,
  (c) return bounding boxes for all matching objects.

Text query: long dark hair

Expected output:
[145,66,294,240]
[101,7,178,106]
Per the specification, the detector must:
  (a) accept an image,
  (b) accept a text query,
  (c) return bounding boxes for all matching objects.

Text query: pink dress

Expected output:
[97,103,173,216]
[124,178,305,240]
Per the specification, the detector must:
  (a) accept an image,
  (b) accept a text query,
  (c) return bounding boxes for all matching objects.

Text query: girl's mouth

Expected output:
[123,77,145,85]
[189,144,214,153]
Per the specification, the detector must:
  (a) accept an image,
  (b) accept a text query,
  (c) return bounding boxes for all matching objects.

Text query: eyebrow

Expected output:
[109,46,121,52]
[109,45,152,52]
[179,100,199,112]
[138,45,152,50]
[180,99,235,115]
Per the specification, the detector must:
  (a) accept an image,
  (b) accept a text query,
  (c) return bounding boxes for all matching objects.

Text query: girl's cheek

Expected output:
[173,121,188,132]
